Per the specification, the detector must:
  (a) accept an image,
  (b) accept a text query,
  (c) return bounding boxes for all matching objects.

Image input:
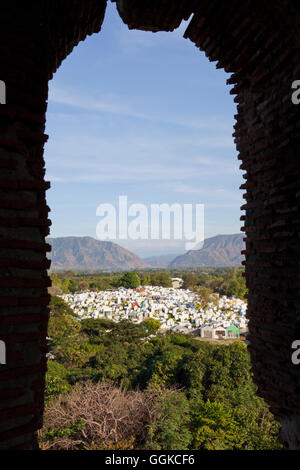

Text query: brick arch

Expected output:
[0,0,299,449]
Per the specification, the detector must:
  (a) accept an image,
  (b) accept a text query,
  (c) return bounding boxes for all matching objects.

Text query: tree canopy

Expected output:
[42,296,280,450]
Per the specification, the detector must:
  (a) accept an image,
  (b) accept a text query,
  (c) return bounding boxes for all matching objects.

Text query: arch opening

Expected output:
[40,1,260,450]
[0,0,299,450]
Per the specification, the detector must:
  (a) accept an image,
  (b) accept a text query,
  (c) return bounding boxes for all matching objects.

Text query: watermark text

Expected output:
[291,340,300,365]
[96,196,204,251]
[0,340,6,365]
[0,80,6,104]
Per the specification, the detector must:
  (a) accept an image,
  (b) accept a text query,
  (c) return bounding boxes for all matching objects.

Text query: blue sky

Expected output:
[44,1,243,257]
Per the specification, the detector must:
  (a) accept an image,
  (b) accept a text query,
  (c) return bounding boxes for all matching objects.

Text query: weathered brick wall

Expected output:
[0,0,299,449]
[0,0,107,449]
[0,7,51,449]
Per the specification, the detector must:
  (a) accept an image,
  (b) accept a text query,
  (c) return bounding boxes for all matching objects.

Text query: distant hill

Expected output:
[47,237,150,272]
[169,234,244,268]
[144,254,179,268]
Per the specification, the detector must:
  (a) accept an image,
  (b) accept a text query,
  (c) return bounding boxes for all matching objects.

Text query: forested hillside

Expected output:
[40,296,281,450]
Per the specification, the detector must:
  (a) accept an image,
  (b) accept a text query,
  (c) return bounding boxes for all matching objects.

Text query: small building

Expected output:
[200,326,216,339]
[226,324,240,339]
[214,327,226,339]
[171,278,183,289]
[200,326,227,340]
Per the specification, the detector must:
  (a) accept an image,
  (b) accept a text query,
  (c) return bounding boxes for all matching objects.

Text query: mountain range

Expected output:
[47,233,244,271]
[47,236,149,272]
[144,254,179,268]
[169,233,244,268]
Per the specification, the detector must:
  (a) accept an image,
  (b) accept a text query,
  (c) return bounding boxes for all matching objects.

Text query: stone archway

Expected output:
[0,0,299,449]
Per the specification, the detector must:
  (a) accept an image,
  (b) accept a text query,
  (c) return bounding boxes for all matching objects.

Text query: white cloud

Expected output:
[48,85,234,133]
[164,183,243,204]
[45,130,239,183]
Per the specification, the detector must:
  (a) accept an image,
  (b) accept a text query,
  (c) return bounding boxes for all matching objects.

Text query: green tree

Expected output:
[182,273,198,290]
[119,272,141,288]
[48,296,80,341]
[48,296,92,367]
[195,285,214,307]
[141,318,161,335]
[140,273,151,286]
[45,361,70,402]
[147,390,192,450]
[223,268,247,299]
[90,279,110,291]
[150,272,172,288]
[191,400,240,450]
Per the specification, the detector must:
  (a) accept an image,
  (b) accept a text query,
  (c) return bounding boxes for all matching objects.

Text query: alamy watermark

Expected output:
[0,81,6,364]
[291,84,300,361]
[291,80,300,105]
[0,80,6,104]
[291,340,300,365]
[96,196,204,251]
[0,340,6,365]
[0,80,5,358]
